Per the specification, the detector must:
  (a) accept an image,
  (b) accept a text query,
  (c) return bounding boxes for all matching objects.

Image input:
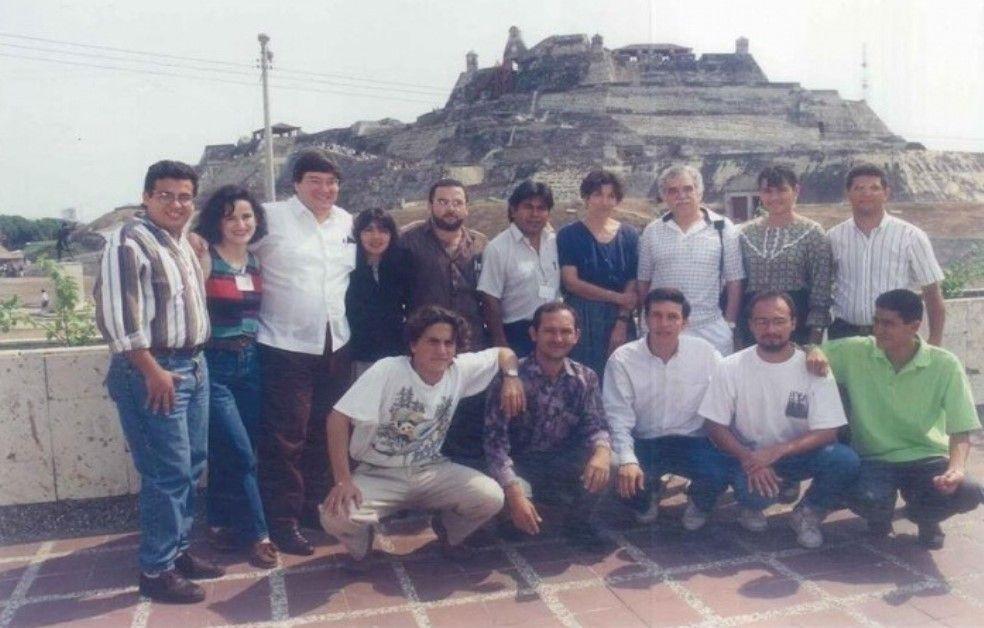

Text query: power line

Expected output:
[0,31,448,92]
[0,51,439,105]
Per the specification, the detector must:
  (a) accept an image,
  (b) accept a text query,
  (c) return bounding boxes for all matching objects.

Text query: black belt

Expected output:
[151,345,203,359]
[206,335,255,351]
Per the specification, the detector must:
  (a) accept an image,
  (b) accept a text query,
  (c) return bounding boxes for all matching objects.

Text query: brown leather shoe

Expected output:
[139,569,205,604]
[174,551,225,580]
[271,526,315,556]
[249,540,279,569]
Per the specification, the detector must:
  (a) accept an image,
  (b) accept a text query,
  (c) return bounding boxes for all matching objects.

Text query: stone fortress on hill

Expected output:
[196,27,984,222]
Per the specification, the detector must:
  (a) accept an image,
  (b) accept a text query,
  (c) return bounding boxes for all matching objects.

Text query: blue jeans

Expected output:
[106,352,209,574]
[627,436,730,513]
[726,443,860,512]
[205,343,269,543]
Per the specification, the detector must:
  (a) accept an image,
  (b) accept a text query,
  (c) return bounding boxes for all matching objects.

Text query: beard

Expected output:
[432,214,463,232]
[757,338,791,353]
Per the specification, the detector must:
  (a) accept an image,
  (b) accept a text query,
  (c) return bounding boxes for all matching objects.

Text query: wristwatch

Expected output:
[504,367,519,378]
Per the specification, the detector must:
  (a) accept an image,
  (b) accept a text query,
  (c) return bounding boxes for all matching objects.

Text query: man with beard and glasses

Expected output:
[401,179,496,468]
[699,291,859,548]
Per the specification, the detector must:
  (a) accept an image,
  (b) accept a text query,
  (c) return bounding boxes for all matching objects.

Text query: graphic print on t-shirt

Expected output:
[785,391,809,419]
[372,386,454,463]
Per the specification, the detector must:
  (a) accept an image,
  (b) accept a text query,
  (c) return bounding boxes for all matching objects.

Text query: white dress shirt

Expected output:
[603,335,722,465]
[477,223,560,323]
[637,208,745,327]
[828,214,943,325]
[251,195,355,355]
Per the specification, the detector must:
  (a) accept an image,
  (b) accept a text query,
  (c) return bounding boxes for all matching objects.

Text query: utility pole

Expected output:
[258,33,276,202]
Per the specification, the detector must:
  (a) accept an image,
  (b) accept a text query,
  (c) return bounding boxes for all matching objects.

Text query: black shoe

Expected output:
[867,519,893,538]
[139,569,205,604]
[432,515,475,560]
[272,526,315,556]
[299,508,322,531]
[917,522,945,549]
[174,551,225,579]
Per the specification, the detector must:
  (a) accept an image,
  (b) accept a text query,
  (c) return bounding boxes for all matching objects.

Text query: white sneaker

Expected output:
[789,505,825,549]
[634,484,663,524]
[681,498,709,531]
[737,508,768,533]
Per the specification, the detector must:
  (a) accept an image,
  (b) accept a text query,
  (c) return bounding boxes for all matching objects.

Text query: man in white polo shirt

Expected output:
[827,163,945,345]
[700,291,859,548]
[478,180,560,357]
[604,288,728,530]
[251,148,356,555]
[637,164,744,356]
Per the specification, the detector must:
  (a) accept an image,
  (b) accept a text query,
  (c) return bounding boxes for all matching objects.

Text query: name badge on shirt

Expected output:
[538,284,555,299]
[235,274,255,292]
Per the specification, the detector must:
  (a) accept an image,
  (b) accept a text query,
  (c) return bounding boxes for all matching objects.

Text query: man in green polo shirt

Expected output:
[824,289,982,549]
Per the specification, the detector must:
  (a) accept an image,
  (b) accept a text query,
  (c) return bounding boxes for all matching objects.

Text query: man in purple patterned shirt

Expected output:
[483,301,612,548]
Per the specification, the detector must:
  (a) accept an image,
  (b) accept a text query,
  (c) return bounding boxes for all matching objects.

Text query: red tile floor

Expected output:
[2,480,982,627]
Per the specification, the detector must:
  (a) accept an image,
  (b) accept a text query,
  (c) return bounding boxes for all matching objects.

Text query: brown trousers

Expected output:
[257,338,350,530]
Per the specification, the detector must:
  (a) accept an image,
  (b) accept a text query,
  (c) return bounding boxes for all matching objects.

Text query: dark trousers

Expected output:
[257,340,350,530]
[503,319,535,358]
[511,448,603,531]
[827,318,873,340]
[626,436,730,513]
[850,456,983,525]
[441,393,488,468]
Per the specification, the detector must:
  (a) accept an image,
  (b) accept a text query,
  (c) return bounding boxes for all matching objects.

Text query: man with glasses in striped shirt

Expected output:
[96,160,222,604]
[828,163,946,345]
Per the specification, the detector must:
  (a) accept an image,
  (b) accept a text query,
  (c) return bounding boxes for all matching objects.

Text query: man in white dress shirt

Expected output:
[604,288,728,530]
[251,148,356,555]
[827,163,946,345]
[700,291,860,548]
[478,180,560,357]
[637,165,744,356]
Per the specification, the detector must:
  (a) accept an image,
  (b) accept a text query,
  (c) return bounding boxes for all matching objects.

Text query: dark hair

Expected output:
[747,290,798,321]
[194,185,268,245]
[428,178,468,204]
[291,148,342,183]
[875,289,923,323]
[531,301,579,331]
[579,170,624,202]
[845,163,888,190]
[507,180,554,222]
[405,305,470,351]
[353,208,399,259]
[144,160,198,195]
[757,165,798,189]
[644,287,691,319]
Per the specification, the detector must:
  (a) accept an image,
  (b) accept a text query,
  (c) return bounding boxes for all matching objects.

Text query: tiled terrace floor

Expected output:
[2,483,983,628]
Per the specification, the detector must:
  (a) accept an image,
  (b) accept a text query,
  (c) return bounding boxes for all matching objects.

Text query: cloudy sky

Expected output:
[1,0,982,220]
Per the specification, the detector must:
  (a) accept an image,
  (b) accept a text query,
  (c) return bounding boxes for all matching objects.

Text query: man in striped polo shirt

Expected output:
[828,163,946,345]
[95,160,223,604]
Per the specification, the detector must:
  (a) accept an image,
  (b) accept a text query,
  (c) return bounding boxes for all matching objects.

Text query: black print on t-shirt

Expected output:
[785,391,809,419]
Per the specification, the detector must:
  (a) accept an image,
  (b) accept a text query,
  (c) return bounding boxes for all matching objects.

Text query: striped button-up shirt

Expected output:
[95,215,209,353]
[828,214,944,326]
[637,208,745,326]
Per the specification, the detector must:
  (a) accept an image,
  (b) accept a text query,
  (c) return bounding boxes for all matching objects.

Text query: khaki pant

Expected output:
[319,460,504,558]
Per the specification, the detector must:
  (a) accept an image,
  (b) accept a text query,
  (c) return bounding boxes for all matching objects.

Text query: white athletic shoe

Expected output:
[789,505,825,549]
[737,508,768,533]
[681,498,709,531]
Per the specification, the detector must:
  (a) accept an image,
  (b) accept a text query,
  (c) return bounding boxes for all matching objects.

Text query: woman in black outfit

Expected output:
[345,208,413,379]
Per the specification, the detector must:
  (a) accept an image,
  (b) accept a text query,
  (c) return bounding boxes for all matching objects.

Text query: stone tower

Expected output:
[466,50,478,73]
[503,25,528,64]
[736,36,749,55]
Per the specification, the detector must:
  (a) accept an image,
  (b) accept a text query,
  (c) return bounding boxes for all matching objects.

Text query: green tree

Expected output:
[0,296,21,333]
[31,258,99,346]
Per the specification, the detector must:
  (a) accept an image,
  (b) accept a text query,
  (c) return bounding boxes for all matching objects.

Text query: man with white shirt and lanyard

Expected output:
[604,288,728,531]
[637,164,745,356]
[478,180,560,357]
[96,160,223,603]
[251,148,356,556]
[700,291,860,548]
[827,163,946,345]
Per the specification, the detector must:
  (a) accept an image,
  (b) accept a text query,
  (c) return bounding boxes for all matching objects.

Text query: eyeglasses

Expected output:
[434,198,466,210]
[151,191,195,205]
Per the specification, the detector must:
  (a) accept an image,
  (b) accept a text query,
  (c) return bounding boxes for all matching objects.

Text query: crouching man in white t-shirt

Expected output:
[699,291,860,548]
[319,305,524,566]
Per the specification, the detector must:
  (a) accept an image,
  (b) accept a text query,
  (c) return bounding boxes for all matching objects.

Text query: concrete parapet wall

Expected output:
[0,346,137,506]
[3,298,983,507]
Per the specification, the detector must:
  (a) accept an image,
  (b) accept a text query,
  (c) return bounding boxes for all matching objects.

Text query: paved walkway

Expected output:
[1,481,982,628]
